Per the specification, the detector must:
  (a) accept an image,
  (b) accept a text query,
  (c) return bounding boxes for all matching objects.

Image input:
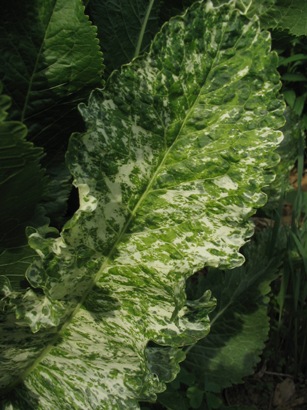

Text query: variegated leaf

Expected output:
[1,1,285,408]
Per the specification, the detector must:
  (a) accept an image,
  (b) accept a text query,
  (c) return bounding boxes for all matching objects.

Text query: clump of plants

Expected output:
[1,0,306,409]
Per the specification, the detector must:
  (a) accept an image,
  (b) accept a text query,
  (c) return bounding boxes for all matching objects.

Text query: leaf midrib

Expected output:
[95,12,228,283]
[134,0,156,58]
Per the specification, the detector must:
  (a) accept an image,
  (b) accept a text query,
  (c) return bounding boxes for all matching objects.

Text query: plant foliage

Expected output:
[0,85,46,248]
[157,230,282,409]
[0,0,286,408]
[0,0,103,235]
[268,0,307,36]
[86,0,161,73]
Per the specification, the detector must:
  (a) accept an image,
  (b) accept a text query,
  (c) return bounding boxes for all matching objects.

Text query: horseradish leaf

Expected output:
[1,1,284,408]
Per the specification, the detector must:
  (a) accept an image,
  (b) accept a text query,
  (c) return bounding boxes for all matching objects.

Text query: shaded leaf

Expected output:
[269,0,307,36]
[0,0,103,185]
[0,84,46,248]
[264,108,304,208]
[0,0,103,141]
[0,246,36,292]
[87,0,161,73]
[182,231,281,393]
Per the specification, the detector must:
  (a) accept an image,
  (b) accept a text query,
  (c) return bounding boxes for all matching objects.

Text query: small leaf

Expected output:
[205,391,223,409]
[283,89,296,108]
[293,93,307,116]
[187,386,204,409]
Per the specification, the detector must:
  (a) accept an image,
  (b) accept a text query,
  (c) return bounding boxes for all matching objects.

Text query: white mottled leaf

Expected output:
[1,1,285,409]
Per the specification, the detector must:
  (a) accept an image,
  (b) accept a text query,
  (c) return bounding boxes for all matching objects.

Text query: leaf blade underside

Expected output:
[1,2,285,409]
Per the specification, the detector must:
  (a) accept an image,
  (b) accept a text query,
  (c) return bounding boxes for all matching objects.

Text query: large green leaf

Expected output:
[1,1,284,408]
[267,0,307,36]
[86,0,161,73]
[157,230,282,409]
[0,0,103,166]
[0,0,103,233]
[187,231,280,391]
[0,84,46,248]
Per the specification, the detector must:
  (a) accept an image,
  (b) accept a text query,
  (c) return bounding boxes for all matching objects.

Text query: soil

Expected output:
[224,371,307,410]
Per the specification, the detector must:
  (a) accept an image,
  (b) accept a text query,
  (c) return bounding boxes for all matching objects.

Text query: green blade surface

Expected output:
[0,0,103,166]
[0,84,46,248]
[87,0,161,73]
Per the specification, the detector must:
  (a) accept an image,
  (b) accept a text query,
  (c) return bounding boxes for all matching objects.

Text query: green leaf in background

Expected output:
[0,84,46,248]
[0,0,103,167]
[86,0,161,74]
[282,73,307,82]
[1,1,285,408]
[185,236,279,392]
[279,54,307,66]
[0,246,37,292]
[269,0,307,36]
[238,0,307,36]
[264,108,304,209]
[0,0,104,236]
[158,230,282,409]
[158,0,197,26]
